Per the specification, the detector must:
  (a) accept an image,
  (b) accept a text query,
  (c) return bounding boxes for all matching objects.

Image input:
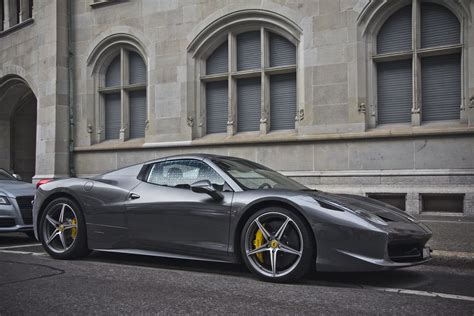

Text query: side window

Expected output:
[146,159,225,191]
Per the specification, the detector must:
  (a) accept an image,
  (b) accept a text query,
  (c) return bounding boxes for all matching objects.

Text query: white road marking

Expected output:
[370,287,474,302]
[0,249,45,255]
[0,243,41,250]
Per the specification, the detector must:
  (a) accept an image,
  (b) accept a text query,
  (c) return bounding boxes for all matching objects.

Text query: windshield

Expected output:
[0,169,16,181]
[212,158,308,191]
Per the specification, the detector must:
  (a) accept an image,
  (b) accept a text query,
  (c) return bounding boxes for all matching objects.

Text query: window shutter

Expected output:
[421,3,460,48]
[377,59,412,124]
[237,77,261,132]
[105,93,121,139]
[377,6,412,54]
[237,31,261,71]
[129,90,147,138]
[105,55,121,87]
[269,33,296,67]
[270,73,296,130]
[206,81,228,134]
[422,53,461,122]
[129,52,147,85]
[206,41,228,75]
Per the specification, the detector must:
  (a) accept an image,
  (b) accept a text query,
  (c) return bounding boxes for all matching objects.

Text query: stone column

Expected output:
[33,0,70,180]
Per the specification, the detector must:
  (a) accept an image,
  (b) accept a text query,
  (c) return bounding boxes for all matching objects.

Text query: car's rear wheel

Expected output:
[39,197,90,259]
[240,207,315,283]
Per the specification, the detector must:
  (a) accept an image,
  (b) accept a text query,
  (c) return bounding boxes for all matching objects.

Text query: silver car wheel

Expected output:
[42,203,79,254]
[244,212,303,278]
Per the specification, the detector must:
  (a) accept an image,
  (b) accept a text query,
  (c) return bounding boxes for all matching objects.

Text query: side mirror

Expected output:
[190,180,223,201]
[12,174,22,181]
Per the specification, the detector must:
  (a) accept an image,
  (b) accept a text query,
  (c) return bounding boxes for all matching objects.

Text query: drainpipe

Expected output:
[67,0,75,177]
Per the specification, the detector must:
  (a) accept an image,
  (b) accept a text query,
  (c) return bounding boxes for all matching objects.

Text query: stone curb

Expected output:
[429,250,474,269]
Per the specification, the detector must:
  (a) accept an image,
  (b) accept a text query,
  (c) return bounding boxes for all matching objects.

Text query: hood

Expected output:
[310,191,416,223]
[0,180,36,197]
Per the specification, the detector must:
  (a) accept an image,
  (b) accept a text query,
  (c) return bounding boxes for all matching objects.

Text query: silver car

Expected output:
[0,169,36,238]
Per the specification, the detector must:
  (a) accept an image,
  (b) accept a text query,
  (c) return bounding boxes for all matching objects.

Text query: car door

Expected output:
[125,159,233,258]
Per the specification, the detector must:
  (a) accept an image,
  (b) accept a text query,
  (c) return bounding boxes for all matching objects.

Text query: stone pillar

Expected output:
[406,192,421,215]
[33,0,70,180]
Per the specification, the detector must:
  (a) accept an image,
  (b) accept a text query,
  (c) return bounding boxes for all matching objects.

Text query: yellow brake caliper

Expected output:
[253,228,265,263]
[71,218,77,239]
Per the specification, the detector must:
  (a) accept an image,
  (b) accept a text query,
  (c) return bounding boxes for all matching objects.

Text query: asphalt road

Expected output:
[1,233,474,315]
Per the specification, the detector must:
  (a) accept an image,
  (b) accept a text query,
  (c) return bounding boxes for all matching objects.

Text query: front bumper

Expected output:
[315,220,432,272]
[0,196,34,233]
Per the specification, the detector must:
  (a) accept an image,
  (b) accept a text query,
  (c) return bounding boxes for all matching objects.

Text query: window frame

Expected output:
[196,26,300,137]
[0,0,33,34]
[96,46,148,142]
[369,0,466,128]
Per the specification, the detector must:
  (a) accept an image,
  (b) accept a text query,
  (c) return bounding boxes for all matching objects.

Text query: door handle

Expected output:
[129,193,141,200]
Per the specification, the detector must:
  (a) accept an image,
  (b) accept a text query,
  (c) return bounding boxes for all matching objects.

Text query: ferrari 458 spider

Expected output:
[33,154,432,282]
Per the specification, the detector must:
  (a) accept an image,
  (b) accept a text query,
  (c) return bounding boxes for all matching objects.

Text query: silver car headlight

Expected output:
[315,198,387,226]
[0,195,11,205]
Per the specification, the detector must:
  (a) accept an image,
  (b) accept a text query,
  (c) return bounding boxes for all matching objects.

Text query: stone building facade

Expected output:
[1,0,473,215]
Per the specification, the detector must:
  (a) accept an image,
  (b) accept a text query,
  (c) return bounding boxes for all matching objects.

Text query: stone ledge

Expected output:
[284,169,474,177]
[74,125,474,152]
[0,19,34,38]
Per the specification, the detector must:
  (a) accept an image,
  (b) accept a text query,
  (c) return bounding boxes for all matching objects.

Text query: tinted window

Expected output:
[146,159,225,191]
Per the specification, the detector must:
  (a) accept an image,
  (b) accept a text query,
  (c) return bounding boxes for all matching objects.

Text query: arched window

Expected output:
[202,29,297,135]
[100,49,147,140]
[374,2,461,125]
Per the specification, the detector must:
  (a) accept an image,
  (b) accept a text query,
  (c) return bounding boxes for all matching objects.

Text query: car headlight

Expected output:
[315,198,387,226]
[352,209,387,226]
[0,195,11,205]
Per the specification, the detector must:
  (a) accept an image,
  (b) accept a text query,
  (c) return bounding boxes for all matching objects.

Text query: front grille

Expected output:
[0,218,16,227]
[16,196,34,225]
[388,242,423,263]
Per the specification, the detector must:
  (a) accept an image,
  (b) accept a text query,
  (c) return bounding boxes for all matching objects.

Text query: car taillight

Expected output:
[36,179,52,189]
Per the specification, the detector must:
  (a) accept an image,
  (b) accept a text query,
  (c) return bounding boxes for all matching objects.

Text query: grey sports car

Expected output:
[0,168,35,238]
[33,154,432,282]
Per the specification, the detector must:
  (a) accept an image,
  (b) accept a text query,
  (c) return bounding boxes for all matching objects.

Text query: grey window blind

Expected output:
[270,73,296,130]
[206,41,228,75]
[421,53,461,122]
[105,93,121,139]
[377,59,412,124]
[129,52,147,85]
[206,81,228,134]
[237,31,261,71]
[105,55,121,87]
[129,90,147,138]
[269,33,296,67]
[421,3,460,48]
[377,5,412,54]
[237,77,261,132]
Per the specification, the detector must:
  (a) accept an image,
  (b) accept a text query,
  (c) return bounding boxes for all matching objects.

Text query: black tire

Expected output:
[24,231,36,240]
[39,197,90,259]
[240,206,315,283]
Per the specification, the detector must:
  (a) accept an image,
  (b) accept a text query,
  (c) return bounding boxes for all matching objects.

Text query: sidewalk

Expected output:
[417,214,474,269]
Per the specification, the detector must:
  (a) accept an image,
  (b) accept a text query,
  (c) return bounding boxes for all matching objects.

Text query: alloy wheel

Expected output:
[244,212,303,278]
[42,203,78,254]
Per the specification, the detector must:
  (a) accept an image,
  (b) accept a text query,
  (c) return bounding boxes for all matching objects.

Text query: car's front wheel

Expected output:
[39,197,90,259]
[240,207,315,283]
